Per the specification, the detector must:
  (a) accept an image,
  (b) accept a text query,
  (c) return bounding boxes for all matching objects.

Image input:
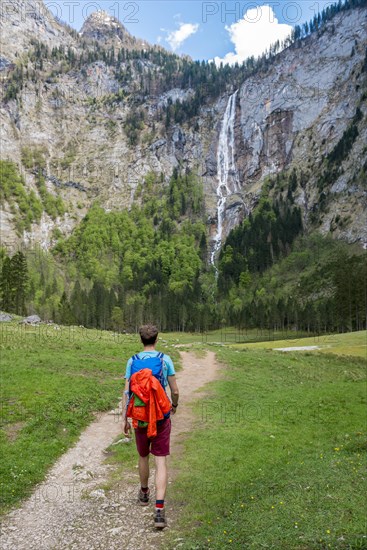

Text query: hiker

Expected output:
[123,324,179,529]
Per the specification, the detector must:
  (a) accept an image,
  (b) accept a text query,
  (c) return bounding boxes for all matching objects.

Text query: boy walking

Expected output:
[123,324,179,529]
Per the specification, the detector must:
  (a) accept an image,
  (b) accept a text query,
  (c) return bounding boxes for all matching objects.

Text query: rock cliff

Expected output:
[0,1,366,252]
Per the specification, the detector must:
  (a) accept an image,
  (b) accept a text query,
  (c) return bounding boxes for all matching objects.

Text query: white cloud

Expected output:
[166,22,199,52]
[214,5,292,66]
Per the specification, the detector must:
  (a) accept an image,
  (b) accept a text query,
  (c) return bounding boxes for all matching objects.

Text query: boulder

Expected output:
[22,315,42,324]
[0,313,12,322]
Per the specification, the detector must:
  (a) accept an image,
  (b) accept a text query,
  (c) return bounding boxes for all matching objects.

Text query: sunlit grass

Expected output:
[0,322,179,514]
[163,328,316,345]
[230,330,367,358]
[167,347,367,549]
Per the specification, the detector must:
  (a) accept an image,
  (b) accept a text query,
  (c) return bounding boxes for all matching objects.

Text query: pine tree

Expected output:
[0,256,14,312]
[58,291,75,325]
[12,252,29,315]
[70,280,84,324]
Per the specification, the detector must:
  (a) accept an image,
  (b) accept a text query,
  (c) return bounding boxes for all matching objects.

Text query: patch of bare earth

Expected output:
[0,351,220,549]
[3,421,26,442]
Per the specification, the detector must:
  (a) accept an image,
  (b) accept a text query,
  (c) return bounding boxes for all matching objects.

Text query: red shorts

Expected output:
[134,418,171,457]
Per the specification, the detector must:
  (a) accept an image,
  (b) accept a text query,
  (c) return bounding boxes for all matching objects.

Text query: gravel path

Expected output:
[1,351,220,549]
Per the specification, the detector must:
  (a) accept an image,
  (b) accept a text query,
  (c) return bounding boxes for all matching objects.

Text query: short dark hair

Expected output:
[139,324,158,345]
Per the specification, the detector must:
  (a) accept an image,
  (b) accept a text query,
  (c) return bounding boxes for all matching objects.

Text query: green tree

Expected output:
[0,256,14,313]
[110,306,124,331]
[70,280,85,324]
[58,291,75,325]
[11,251,29,315]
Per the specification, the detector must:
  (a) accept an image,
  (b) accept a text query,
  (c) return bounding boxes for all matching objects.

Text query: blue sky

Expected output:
[47,1,337,62]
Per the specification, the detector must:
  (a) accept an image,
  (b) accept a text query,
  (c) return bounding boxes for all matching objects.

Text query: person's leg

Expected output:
[134,428,151,504]
[135,428,150,486]
[154,455,168,528]
[154,455,168,500]
[151,419,171,501]
[139,454,150,488]
[150,419,171,528]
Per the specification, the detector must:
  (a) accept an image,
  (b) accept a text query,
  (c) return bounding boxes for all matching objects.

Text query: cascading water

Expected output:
[210,90,239,266]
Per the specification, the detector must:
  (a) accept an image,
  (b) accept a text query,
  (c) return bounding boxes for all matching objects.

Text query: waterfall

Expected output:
[210,90,239,266]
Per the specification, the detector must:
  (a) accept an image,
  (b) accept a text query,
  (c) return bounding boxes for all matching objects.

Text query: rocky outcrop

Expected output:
[21,314,41,324]
[0,313,13,322]
[227,7,367,245]
[236,10,366,183]
[80,11,143,50]
[0,0,74,62]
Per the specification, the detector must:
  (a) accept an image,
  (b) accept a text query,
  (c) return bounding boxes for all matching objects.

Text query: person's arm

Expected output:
[123,372,131,436]
[167,375,179,414]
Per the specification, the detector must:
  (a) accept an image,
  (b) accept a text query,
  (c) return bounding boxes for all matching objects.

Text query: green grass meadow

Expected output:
[1,323,366,549]
[0,323,179,514]
[232,330,367,358]
[167,341,367,549]
[163,328,319,346]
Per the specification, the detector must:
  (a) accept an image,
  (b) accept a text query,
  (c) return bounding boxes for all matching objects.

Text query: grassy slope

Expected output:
[0,323,179,514]
[163,329,317,345]
[167,340,366,549]
[231,330,367,358]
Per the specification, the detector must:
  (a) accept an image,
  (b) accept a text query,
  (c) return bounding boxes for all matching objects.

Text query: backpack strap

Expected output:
[157,352,165,375]
[156,352,170,421]
[132,353,163,360]
[128,355,140,396]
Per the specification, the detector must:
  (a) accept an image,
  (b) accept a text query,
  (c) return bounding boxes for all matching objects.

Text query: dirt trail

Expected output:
[1,350,220,549]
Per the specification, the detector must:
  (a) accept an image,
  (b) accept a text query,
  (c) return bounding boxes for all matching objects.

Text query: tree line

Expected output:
[1,163,365,333]
[216,168,366,333]
[12,169,211,331]
[0,250,28,315]
[218,173,303,293]
[217,234,366,333]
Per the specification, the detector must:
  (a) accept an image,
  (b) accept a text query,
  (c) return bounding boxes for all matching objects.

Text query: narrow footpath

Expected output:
[1,351,220,549]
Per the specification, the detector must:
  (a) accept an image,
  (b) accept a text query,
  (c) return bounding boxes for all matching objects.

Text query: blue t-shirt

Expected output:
[125,351,175,388]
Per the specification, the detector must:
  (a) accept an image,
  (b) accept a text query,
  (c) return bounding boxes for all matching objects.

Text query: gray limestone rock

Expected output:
[0,4,366,251]
[0,313,13,322]
[21,315,42,324]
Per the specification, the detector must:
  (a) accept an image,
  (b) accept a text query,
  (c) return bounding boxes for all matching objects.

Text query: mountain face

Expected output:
[0,0,74,62]
[0,1,366,254]
[80,10,145,50]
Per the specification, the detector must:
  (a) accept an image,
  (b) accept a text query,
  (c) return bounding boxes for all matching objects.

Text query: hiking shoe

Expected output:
[154,508,167,529]
[138,488,150,506]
